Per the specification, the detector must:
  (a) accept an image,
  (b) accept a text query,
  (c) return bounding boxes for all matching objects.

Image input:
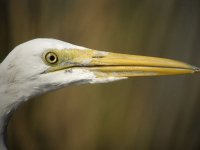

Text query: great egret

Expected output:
[0,38,199,149]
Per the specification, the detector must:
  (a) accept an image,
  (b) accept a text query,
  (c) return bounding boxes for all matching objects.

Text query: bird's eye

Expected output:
[45,52,58,64]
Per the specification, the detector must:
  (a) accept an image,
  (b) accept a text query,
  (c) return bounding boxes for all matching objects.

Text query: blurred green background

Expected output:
[1,0,200,150]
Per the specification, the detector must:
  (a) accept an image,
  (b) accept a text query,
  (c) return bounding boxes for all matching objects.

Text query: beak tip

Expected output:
[192,66,200,73]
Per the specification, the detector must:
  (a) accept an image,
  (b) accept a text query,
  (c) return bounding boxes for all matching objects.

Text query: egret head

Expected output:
[1,38,199,102]
[0,38,199,150]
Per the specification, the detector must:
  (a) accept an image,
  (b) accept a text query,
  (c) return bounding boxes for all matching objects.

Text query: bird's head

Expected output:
[1,38,199,101]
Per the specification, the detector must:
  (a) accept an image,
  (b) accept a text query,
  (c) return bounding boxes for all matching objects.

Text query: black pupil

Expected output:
[49,55,55,61]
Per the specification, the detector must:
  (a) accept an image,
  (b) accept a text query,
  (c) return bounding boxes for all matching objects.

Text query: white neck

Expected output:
[0,63,28,150]
[0,84,24,150]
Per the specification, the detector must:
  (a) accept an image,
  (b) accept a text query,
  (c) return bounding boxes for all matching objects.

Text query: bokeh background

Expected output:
[1,0,200,150]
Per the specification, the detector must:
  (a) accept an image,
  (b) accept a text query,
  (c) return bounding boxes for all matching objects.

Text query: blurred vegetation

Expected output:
[0,0,200,150]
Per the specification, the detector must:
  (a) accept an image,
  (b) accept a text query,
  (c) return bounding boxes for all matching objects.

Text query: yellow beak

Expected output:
[86,51,199,77]
[46,49,199,77]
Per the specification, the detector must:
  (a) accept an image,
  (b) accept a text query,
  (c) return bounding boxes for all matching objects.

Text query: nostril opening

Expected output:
[92,55,105,58]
